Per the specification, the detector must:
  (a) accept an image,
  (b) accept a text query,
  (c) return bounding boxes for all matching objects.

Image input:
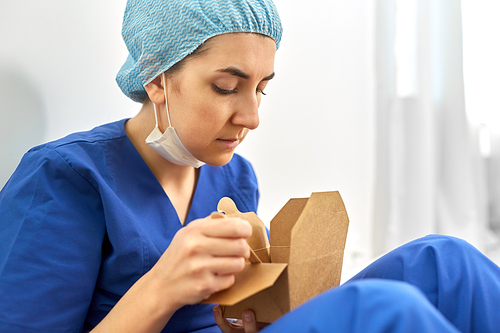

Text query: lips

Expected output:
[217,138,240,149]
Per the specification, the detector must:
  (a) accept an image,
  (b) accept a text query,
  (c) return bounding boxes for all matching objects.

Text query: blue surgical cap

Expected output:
[116,0,283,102]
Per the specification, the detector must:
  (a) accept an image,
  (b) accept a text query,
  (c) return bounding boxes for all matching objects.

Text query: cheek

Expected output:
[175,99,226,141]
[193,98,231,128]
[171,84,232,136]
[171,93,210,125]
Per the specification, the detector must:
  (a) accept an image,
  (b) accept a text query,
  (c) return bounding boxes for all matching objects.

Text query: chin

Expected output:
[203,153,234,167]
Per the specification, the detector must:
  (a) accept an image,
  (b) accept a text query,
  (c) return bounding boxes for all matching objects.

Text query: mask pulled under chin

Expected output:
[145,126,205,169]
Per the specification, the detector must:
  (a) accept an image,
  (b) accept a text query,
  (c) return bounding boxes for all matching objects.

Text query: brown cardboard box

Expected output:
[203,191,350,323]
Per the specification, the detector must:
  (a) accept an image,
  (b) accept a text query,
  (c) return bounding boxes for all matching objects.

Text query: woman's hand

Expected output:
[91,215,252,333]
[213,306,268,333]
[148,214,252,309]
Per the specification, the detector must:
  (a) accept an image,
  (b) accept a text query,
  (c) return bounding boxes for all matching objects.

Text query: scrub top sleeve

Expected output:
[0,148,106,332]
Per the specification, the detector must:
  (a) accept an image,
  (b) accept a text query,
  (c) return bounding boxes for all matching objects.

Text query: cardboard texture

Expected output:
[203,191,349,323]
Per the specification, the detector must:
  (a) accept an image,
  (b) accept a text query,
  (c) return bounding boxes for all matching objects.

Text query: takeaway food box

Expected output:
[203,191,350,323]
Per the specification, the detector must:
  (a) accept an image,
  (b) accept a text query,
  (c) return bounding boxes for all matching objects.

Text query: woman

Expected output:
[0,1,499,332]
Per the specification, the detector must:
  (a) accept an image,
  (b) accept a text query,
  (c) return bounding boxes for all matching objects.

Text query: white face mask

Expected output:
[145,73,205,168]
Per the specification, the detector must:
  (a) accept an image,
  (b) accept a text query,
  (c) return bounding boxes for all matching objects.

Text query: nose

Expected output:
[231,93,260,130]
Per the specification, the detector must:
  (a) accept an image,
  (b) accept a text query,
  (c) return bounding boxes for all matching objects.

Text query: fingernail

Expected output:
[213,307,220,316]
[243,313,253,322]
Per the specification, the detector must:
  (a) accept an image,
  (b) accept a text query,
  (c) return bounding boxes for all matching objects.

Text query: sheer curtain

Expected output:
[372,0,488,256]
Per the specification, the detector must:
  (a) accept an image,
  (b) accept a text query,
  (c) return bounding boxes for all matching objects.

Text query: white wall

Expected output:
[0,0,376,271]
[0,1,136,184]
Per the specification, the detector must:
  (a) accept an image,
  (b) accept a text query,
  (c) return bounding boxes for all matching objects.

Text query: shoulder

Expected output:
[3,119,132,197]
[25,119,129,173]
[30,119,128,155]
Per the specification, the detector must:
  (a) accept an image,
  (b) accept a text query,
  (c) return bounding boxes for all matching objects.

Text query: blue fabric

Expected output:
[1,122,499,332]
[0,119,259,333]
[262,235,500,333]
[116,0,283,102]
[264,279,460,332]
[348,235,500,332]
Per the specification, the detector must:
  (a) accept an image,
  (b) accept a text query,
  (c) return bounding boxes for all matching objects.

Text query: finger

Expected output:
[208,257,246,276]
[179,229,249,259]
[213,306,235,333]
[242,310,258,333]
[214,274,241,296]
[194,273,236,301]
[203,237,250,258]
[198,217,252,239]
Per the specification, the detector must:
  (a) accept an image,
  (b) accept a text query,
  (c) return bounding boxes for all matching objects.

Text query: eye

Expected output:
[256,88,267,96]
[213,85,237,95]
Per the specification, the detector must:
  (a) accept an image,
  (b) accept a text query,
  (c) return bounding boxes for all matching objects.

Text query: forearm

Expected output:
[90,270,178,333]
[90,215,252,332]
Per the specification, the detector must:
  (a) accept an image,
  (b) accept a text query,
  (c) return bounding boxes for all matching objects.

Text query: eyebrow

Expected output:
[216,66,275,81]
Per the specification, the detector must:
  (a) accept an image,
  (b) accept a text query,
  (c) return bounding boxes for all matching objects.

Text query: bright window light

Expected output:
[462,0,500,126]
[395,0,418,97]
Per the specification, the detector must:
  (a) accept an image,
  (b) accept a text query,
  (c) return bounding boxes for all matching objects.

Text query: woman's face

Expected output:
[164,33,276,167]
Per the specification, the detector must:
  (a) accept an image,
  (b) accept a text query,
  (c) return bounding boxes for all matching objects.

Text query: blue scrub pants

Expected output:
[262,235,500,333]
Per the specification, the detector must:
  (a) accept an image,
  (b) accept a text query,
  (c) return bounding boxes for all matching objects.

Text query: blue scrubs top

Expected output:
[0,119,259,332]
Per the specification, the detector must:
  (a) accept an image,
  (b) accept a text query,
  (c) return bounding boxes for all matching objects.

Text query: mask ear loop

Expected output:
[162,72,173,128]
[152,103,160,129]
[151,72,172,131]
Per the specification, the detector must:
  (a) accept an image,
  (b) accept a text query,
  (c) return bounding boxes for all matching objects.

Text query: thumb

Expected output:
[213,306,234,333]
[242,310,258,333]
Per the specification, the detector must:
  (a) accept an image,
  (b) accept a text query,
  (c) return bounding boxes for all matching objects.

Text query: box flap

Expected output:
[270,198,309,263]
[203,262,287,306]
[218,197,270,263]
[220,270,288,323]
[288,191,349,309]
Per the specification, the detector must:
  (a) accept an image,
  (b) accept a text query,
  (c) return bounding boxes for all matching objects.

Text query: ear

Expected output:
[144,74,165,104]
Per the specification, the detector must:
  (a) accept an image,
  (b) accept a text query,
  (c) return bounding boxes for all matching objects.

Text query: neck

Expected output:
[125,104,198,224]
